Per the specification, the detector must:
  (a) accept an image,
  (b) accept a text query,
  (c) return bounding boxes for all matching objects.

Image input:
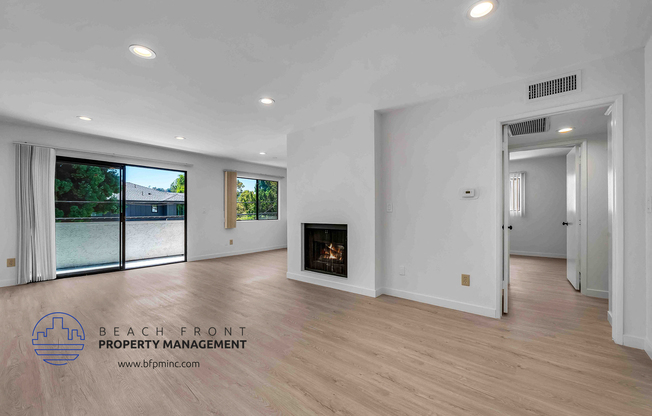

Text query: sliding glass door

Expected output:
[124,166,186,269]
[54,157,186,276]
[55,158,123,275]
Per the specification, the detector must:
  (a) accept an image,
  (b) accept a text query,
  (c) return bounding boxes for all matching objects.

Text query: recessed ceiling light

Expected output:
[259,152,266,155]
[259,97,275,105]
[175,136,186,140]
[129,44,156,59]
[468,1,497,18]
[77,116,92,121]
[558,127,574,133]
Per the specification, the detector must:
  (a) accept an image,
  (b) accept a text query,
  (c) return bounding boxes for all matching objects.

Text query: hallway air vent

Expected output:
[526,71,581,101]
[508,117,548,136]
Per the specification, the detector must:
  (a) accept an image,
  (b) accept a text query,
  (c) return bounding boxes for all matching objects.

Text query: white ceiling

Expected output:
[510,147,571,161]
[1,1,651,167]
[508,105,610,147]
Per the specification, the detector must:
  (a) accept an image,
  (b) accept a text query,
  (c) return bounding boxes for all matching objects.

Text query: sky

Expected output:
[238,177,256,193]
[126,166,184,190]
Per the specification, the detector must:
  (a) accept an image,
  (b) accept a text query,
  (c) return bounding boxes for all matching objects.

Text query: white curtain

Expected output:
[16,144,56,284]
[509,172,525,217]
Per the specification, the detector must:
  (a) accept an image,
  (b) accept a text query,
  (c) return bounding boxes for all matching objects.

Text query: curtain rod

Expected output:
[224,170,285,179]
[13,141,194,168]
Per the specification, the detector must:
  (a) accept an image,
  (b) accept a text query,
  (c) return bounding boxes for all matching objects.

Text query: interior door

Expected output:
[502,125,510,313]
[565,146,581,290]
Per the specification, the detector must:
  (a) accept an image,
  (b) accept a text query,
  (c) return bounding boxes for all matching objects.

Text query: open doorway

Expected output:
[498,97,625,345]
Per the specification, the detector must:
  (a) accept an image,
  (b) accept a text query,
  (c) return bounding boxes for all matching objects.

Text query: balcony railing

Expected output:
[237,212,278,220]
[56,215,184,222]
[55,219,184,270]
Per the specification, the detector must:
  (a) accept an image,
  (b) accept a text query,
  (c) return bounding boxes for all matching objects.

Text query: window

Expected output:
[151,205,158,213]
[509,172,525,217]
[237,178,278,221]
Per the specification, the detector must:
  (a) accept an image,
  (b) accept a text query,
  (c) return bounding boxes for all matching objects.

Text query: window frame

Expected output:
[236,177,279,222]
[54,156,188,278]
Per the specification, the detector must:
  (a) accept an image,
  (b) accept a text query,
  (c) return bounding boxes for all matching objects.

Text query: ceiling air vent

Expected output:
[526,71,581,101]
[508,117,548,136]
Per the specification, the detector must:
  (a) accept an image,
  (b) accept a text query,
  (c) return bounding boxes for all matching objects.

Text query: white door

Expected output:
[565,146,581,290]
[502,125,510,313]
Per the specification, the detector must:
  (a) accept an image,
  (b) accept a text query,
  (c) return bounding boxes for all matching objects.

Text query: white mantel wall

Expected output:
[286,112,378,296]
[0,121,287,287]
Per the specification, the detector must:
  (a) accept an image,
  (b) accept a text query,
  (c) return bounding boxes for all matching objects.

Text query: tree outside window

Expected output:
[236,178,278,221]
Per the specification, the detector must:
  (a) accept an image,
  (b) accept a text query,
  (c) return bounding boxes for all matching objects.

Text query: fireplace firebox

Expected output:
[304,224,347,278]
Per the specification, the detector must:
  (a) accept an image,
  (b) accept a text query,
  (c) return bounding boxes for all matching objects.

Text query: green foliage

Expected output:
[170,174,185,193]
[55,164,120,218]
[237,179,257,220]
[236,179,278,220]
[258,180,278,219]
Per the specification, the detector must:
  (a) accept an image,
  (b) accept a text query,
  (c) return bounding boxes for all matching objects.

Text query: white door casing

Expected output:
[503,125,510,313]
[565,146,581,290]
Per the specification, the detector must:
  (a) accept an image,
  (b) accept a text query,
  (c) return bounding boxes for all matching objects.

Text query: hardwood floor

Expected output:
[1,251,651,415]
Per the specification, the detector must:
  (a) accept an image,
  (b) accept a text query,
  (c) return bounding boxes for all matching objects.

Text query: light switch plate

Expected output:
[386,203,393,213]
[399,265,406,276]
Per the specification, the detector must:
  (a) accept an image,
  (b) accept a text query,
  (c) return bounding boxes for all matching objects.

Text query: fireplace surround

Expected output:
[303,224,347,278]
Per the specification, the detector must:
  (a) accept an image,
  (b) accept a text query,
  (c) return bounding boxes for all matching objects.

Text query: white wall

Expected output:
[509,155,567,259]
[379,48,647,339]
[286,112,378,296]
[0,121,287,287]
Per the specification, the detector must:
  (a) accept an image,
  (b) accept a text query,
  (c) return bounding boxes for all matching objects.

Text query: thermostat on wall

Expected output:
[459,188,478,199]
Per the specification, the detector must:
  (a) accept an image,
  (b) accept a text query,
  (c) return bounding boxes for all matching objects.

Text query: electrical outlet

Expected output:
[229,240,233,245]
[7,258,16,267]
[461,274,470,286]
[399,265,406,276]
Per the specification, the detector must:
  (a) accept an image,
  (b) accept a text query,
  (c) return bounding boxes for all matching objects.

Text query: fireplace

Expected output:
[304,224,347,278]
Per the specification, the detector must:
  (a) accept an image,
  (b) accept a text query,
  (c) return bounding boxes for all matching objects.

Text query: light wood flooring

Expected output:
[1,251,651,415]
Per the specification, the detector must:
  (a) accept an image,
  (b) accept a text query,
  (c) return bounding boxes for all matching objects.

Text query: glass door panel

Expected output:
[55,159,123,275]
[124,166,186,269]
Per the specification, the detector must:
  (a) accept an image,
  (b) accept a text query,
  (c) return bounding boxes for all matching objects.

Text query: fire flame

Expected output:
[319,243,344,261]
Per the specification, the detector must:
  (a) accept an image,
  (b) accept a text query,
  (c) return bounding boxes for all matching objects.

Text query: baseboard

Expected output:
[583,288,609,299]
[510,251,566,259]
[645,338,652,361]
[0,278,17,288]
[622,334,645,350]
[286,271,377,297]
[607,311,612,326]
[189,245,287,262]
[377,287,496,319]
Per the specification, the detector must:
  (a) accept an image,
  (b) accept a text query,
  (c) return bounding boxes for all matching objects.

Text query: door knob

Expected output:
[562,222,569,226]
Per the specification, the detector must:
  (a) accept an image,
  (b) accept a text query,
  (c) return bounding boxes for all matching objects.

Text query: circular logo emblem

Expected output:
[32,312,85,366]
